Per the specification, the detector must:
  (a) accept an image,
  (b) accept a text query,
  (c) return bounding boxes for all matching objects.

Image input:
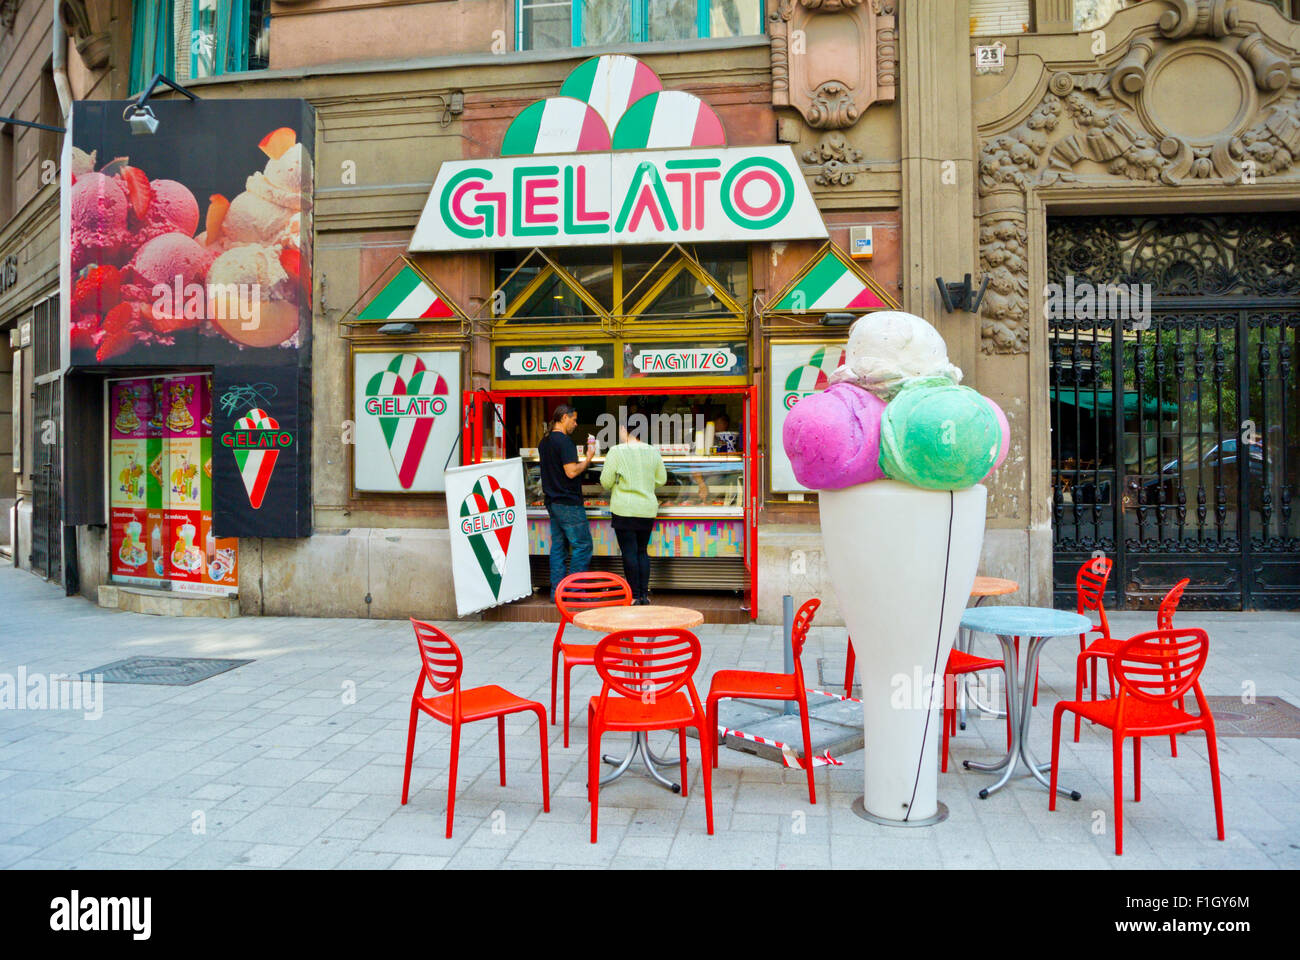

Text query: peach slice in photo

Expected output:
[258,127,298,161]
[209,299,299,348]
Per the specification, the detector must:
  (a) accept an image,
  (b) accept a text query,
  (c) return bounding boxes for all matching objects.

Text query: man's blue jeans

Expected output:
[547,502,593,595]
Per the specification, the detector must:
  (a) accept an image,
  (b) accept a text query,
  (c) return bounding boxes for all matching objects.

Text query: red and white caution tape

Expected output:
[718,725,843,769]
[808,688,862,704]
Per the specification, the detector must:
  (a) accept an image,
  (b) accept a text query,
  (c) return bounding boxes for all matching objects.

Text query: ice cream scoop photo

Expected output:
[783,310,1008,826]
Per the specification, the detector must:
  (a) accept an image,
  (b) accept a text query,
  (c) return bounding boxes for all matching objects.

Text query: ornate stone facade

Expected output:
[770,0,897,129]
[976,0,1300,353]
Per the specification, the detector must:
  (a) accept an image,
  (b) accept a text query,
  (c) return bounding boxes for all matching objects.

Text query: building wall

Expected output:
[53,0,1300,619]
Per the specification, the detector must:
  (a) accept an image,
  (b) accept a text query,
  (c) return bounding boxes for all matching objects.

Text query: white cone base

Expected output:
[819,480,987,823]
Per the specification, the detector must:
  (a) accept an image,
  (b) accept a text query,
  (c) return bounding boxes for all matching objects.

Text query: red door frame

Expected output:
[461,385,757,619]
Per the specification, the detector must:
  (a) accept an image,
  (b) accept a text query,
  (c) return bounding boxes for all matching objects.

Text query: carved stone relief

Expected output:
[770,0,897,130]
[975,2,1300,353]
[802,133,867,186]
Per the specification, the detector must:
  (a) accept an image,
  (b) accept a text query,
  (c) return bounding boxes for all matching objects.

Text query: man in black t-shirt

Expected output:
[538,404,595,597]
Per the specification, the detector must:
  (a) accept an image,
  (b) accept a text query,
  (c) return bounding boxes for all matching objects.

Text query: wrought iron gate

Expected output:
[29,298,62,582]
[1048,215,1300,610]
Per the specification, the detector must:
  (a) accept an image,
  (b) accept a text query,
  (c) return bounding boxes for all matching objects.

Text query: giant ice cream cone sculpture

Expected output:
[783,311,1011,824]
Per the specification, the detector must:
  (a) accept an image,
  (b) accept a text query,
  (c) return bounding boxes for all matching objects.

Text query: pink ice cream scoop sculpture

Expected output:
[782,383,887,489]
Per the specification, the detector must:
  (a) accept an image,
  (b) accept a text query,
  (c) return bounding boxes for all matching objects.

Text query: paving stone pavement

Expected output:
[1,565,1297,870]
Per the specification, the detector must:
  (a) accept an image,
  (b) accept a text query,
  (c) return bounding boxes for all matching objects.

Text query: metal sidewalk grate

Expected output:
[81,656,253,686]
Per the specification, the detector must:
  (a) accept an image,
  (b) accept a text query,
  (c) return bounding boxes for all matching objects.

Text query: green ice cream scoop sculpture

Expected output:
[878,378,1003,490]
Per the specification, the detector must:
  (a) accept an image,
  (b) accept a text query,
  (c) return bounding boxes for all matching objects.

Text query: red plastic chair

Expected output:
[708,598,821,804]
[941,648,1013,772]
[550,572,633,747]
[844,635,856,699]
[1076,557,1114,689]
[401,619,550,838]
[1073,578,1190,752]
[588,629,713,843]
[1049,627,1224,855]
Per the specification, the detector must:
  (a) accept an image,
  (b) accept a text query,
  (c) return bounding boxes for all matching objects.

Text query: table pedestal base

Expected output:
[851,796,949,827]
[961,632,1082,802]
[600,732,681,792]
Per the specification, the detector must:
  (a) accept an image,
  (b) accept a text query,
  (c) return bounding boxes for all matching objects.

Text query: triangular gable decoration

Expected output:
[771,246,898,313]
[358,263,459,320]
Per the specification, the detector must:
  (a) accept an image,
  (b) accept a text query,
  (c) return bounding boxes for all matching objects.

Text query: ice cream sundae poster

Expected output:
[444,460,531,616]
[769,341,847,493]
[61,99,315,368]
[353,350,460,494]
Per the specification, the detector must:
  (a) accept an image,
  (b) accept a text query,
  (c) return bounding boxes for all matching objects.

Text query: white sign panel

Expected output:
[502,350,605,377]
[444,458,531,616]
[770,341,847,493]
[410,145,828,251]
[353,350,460,493]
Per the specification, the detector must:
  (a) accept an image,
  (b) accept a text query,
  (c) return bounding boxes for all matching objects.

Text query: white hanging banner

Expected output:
[444,458,531,616]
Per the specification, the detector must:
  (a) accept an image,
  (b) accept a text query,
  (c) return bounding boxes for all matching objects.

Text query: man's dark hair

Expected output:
[551,403,577,426]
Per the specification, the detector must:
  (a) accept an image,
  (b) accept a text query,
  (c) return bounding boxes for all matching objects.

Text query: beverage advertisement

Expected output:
[769,341,847,493]
[63,98,315,539]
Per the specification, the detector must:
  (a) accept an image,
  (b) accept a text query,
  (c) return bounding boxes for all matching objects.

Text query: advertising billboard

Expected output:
[62,98,315,537]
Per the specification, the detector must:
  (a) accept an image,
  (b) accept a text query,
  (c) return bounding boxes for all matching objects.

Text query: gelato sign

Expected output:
[411,148,825,252]
[353,350,461,493]
[409,54,825,252]
[444,459,531,616]
[770,342,846,493]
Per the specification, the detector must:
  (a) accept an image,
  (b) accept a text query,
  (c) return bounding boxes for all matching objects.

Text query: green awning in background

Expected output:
[1049,389,1180,417]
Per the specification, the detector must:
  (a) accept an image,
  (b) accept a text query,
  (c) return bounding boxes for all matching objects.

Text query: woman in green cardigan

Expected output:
[599,424,667,605]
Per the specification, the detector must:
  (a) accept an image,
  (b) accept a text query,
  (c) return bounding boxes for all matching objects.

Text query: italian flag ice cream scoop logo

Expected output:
[785,347,846,409]
[459,475,517,598]
[364,354,450,489]
[222,408,291,509]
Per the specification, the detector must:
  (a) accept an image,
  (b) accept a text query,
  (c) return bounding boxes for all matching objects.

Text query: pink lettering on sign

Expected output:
[626,185,665,232]
[732,169,781,219]
[574,165,609,223]
[524,177,560,224]
[478,191,508,237]
[451,180,487,228]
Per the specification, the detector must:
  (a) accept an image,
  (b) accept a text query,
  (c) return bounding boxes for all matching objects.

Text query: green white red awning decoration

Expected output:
[503,55,727,156]
[357,264,456,320]
[560,55,663,135]
[771,248,898,313]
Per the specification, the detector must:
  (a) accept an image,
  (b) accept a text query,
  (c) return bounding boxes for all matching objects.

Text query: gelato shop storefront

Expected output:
[60,97,316,602]
[410,53,847,614]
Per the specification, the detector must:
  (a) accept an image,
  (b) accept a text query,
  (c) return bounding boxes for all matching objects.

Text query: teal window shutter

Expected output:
[130,0,176,94]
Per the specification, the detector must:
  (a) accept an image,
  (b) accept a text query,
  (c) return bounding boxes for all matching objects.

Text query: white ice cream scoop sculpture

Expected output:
[783,311,1010,824]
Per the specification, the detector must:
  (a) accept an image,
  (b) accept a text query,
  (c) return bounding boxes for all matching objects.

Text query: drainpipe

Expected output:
[52,0,73,117]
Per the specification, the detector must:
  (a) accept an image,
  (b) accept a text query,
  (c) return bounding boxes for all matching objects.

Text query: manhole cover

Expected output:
[81,656,253,686]
[1203,697,1300,738]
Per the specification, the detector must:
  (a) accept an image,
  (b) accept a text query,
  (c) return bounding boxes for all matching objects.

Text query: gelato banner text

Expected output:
[444,459,531,617]
[410,146,827,251]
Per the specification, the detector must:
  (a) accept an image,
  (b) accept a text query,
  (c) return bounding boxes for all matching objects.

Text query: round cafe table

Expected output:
[958,605,1090,801]
[955,577,1020,728]
[572,605,704,793]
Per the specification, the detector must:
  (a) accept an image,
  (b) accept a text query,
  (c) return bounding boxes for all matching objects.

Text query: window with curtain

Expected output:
[517,0,763,51]
[130,0,269,92]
